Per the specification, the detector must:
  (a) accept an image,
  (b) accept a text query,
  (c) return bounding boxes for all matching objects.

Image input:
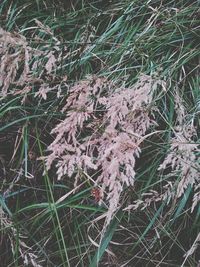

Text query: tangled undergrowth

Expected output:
[0,0,200,266]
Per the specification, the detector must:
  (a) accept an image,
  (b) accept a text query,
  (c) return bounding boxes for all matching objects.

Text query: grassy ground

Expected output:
[0,0,200,266]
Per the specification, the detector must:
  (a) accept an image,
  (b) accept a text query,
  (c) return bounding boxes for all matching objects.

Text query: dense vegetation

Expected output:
[0,0,200,266]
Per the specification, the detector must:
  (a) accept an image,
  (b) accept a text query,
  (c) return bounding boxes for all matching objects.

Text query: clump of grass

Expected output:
[0,0,200,266]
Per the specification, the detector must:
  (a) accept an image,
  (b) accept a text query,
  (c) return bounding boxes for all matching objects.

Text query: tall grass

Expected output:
[0,0,200,266]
